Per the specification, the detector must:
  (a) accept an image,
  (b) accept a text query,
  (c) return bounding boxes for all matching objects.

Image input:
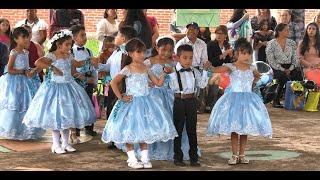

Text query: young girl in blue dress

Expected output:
[101,38,177,169]
[0,27,45,140]
[116,37,201,161]
[23,30,96,154]
[207,38,272,165]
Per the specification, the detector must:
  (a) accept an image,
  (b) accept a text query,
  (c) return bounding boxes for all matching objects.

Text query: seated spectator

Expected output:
[298,22,320,69]
[197,27,211,44]
[266,23,303,108]
[253,19,274,63]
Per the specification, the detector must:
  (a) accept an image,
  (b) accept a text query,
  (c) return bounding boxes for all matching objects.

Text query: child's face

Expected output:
[262,22,269,31]
[74,30,87,47]
[0,21,9,33]
[237,51,251,63]
[129,50,145,63]
[58,38,73,54]
[178,51,193,68]
[157,44,173,60]
[115,32,126,46]
[15,35,29,48]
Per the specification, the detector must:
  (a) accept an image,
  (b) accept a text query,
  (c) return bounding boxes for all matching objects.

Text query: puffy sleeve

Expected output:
[45,52,55,61]
[9,49,18,57]
[118,66,130,77]
[144,59,152,67]
[223,63,236,71]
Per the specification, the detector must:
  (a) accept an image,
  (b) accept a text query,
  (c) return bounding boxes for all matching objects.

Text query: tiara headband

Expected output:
[156,36,176,47]
[46,29,73,50]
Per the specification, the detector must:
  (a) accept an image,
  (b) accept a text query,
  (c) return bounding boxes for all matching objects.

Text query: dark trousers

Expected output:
[75,83,95,136]
[173,97,198,162]
[273,66,303,101]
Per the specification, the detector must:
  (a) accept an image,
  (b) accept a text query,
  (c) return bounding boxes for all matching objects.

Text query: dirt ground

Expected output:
[0,104,320,171]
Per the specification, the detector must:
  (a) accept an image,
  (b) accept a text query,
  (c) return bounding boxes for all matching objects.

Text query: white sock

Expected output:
[61,129,70,147]
[127,150,138,163]
[52,130,61,148]
[140,149,149,163]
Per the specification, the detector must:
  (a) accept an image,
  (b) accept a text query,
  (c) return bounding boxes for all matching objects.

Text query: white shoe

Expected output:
[142,161,152,169]
[128,161,143,169]
[62,145,77,152]
[51,146,66,154]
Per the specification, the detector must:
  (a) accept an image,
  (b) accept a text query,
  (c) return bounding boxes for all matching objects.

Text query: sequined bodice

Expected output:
[14,53,29,70]
[50,59,73,83]
[125,73,150,96]
[227,64,254,92]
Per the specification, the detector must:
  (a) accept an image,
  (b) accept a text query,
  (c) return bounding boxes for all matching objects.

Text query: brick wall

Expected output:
[0,9,319,38]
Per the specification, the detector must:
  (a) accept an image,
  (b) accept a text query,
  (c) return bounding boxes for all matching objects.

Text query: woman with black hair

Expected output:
[96,9,119,51]
[253,19,274,62]
[298,22,320,75]
[266,23,303,108]
[120,9,153,58]
[227,9,252,48]
[197,27,211,44]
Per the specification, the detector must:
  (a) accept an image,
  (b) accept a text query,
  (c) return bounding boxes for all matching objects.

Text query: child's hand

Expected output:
[226,49,233,57]
[74,72,85,80]
[203,61,212,71]
[121,94,133,102]
[163,66,173,74]
[25,70,33,78]
[148,81,155,87]
[52,66,63,76]
[91,57,99,68]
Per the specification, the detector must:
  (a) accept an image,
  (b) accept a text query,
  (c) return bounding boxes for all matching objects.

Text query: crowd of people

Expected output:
[0,9,319,169]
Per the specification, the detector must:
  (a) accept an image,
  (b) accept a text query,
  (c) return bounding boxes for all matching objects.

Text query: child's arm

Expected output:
[35,57,63,76]
[110,73,132,102]
[72,59,85,68]
[253,69,262,82]
[148,70,166,87]
[71,60,85,80]
[211,65,231,73]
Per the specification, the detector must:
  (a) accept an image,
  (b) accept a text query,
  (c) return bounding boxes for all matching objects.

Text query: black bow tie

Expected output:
[180,68,192,72]
[77,47,85,51]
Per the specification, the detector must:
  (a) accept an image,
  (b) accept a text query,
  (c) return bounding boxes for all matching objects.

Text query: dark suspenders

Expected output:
[175,68,196,93]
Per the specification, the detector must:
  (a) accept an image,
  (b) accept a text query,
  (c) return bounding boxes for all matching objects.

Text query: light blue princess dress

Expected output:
[101,65,177,145]
[115,60,201,161]
[207,63,272,137]
[22,52,96,130]
[0,49,45,140]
